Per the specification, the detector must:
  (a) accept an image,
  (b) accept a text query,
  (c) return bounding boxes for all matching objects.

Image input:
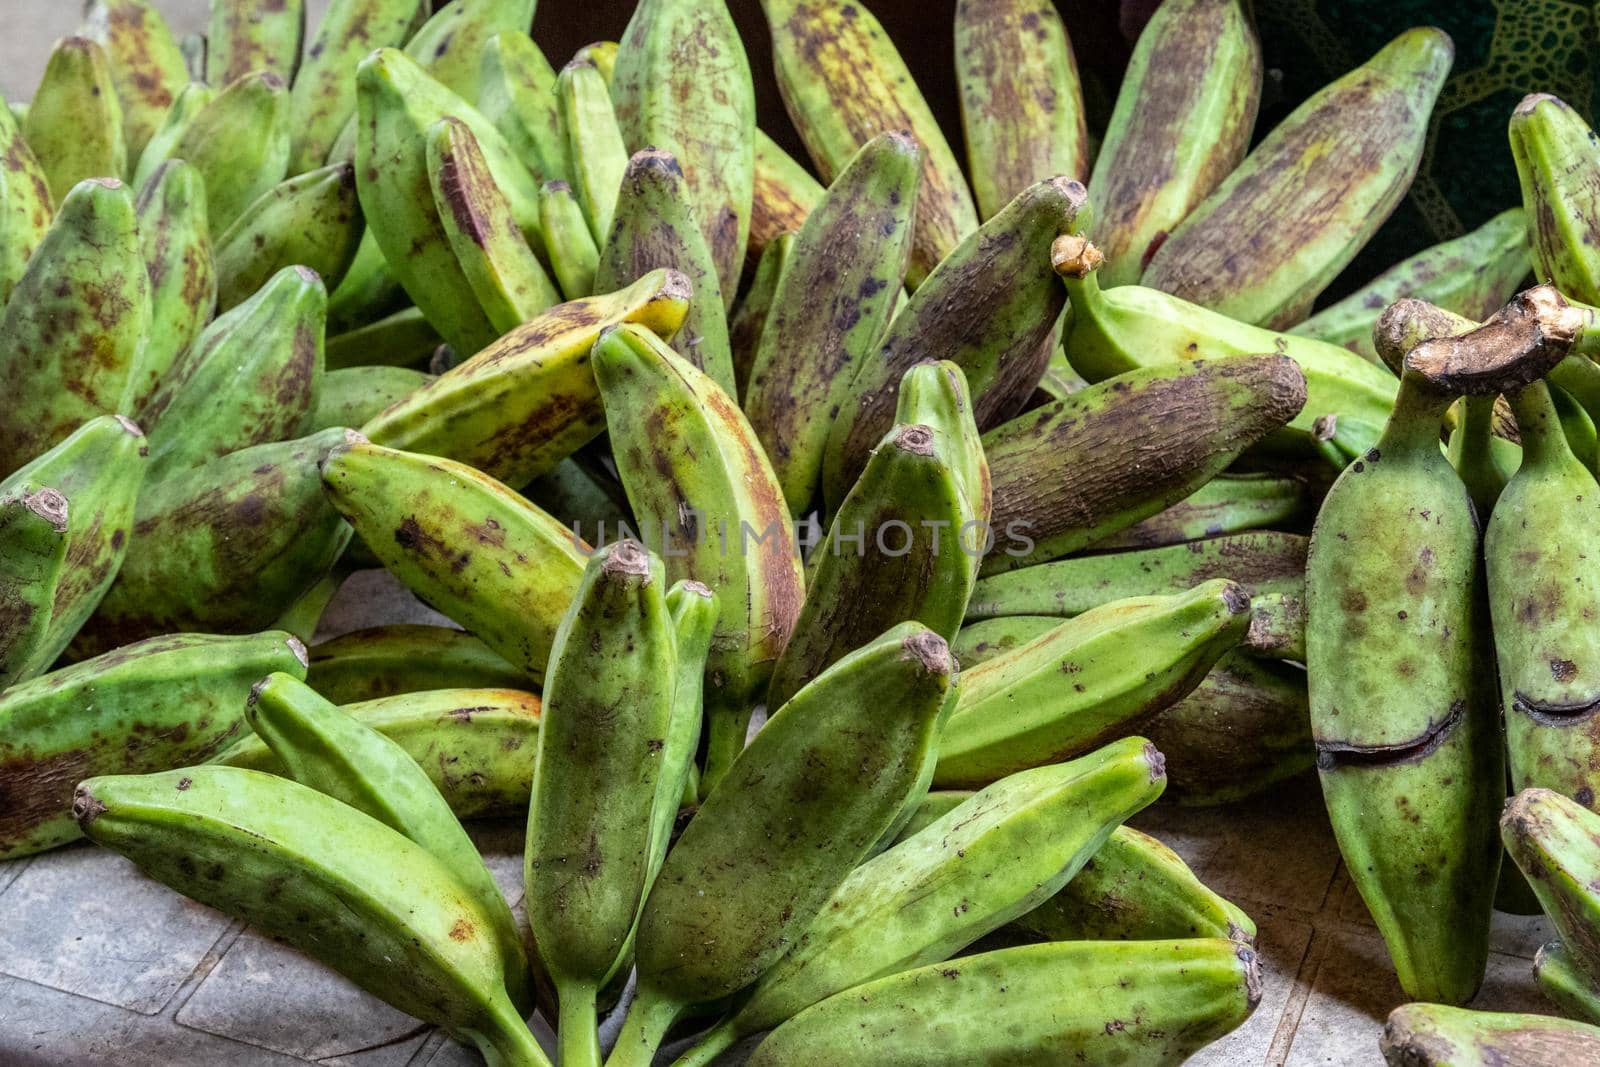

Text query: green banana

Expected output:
[747,938,1260,1067]
[130,81,214,191]
[610,0,755,301]
[0,178,149,476]
[288,0,427,174]
[979,355,1308,572]
[320,437,587,678]
[524,455,632,535]
[935,580,1251,788]
[245,671,530,1011]
[1381,1002,1600,1067]
[592,322,805,792]
[215,163,363,311]
[557,57,627,246]
[538,180,599,299]
[525,540,676,1067]
[951,615,1056,669]
[748,129,821,268]
[954,0,1086,221]
[327,306,443,369]
[75,767,549,1067]
[675,739,1168,1067]
[310,365,431,431]
[74,429,354,655]
[360,268,688,485]
[0,487,69,690]
[305,625,532,703]
[762,0,976,286]
[0,630,306,858]
[1142,28,1454,329]
[80,0,187,165]
[217,685,541,818]
[1505,787,1600,987]
[1553,384,1599,469]
[1536,941,1600,1025]
[427,116,560,334]
[1511,93,1600,305]
[1449,394,1516,517]
[130,160,215,414]
[1292,208,1531,360]
[170,70,292,232]
[1053,233,1399,463]
[0,100,51,306]
[594,149,735,395]
[821,177,1088,510]
[398,0,534,105]
[0,416,147,684]
[608,623,953,1067]
[24,37,125,204]
[729,229,790,400]
[744,132,919,511]
[479,32,568,185]
[574,40,618,81]
[768,366,985,708]
[649,580,715,878]
[208,0,306,86]
[1087,473,1309,551]
[1007,824,1255,944]
[1086,0,1259,287]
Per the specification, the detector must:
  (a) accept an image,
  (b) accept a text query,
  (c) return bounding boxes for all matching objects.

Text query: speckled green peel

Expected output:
[1511,93,1600,306]
[216,163,363,311]
[1505,788,1600,989]
[558,59,628,246]
[950,616,1056,670]
[729,230,792,401]
[207,0,306,87]
[310,366,431,431]
[130,161,216,414]
[1090,473,1308,552]
[400,0,535,104]
[538,180,599,299]
[304,626,533,703]
[171,70,292,232]
[0,101,52,306]
[0,487,69,691]
[326,306,442,369]
[1535,941,1600,1024]
[1381,1001,1600,1066]
[479,32,568,186]
[0,630,307,858]
[131,82,214,192]
[81,0,188,164]
[748,130,821,270]
[24,37,125,204]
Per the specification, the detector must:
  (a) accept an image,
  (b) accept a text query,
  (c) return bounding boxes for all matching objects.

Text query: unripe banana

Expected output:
[0,178,149,476]
[479,32,568,185]
[24,37,125,204]
[591,322,805,792]
[320,437,587,678]
[361,268,689,486]
[0,630,306,857]
[524,455,633,535]
[0,487,69,691]
[608,623,954,1067]
[170,70,292,232]
[748,129,821,269]
[936,580,1250,788]
[0,102,51,306]
[1087,0,1259,287]
[594,149,735,394]
[1511,93,1600,305]
[558,58,627,246]
[215,163,363,311]
[1381,1002,1600,1066]
[310,365,432,432]
[80,0,188,165]
[1088,473,1308,552]
[75,766,550,1066]
[131,81,214,191]
[1535,941,1600,1024]
[326,306,442,370]
[398,0,534,105]
[761,0,975,286]
[729,229,791,400]
[611,0,755,302]
[208,0,306,87]
[305,625,532,703]
[538,180,599,299]
[1505,786,1600,987]
[747,938,1260,1067]
[1449,395,1517,516]
[950,616,1055,669]
[744,132,919,512]
[648,580,716,878]
[130,160,216,414]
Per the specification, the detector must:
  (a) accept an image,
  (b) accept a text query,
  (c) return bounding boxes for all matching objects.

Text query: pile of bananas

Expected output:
[8,0,1600,1063]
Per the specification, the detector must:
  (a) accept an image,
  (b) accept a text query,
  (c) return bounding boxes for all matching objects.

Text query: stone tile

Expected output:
[0,974,299,1066]
[0,855,32,896]
[0,844,234,1014]
[1126,802,1218,873]
[175,930,430,1063]
[1188,779,1341,914]
[1186,915,1315,1066]
[316,568,456,642]
[1336,865,1554,960]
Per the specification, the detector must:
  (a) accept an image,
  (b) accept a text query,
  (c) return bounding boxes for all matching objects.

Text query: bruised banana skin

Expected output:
[0,631,307,858]
[170,70,292,233]
[80,0,189,164]
[217,686,542,819]
[761,0,975,286]
[1504,788,1600,985]
[744,132,919,512]
[75,767,550,1067]
[609,625,953,1067]
[979,356,1308,573]
[935,580,1251,788]
[361,269,690,487]
[822,177,1089,510]
[730,231,791,401]
[215,163,363,312]
[0,178,149,477]
[592,323,805,792]
[1007,824,1255,944]
[1143,29,1454,330]
[748,130,821,269]
[1510,93,1600,306]
[1535,941,1600,1025]
[131,161,216,414]
[1087,473,1308,551]
[24,37,125,205]
[955,0,1086,223]
[479,32,568,186]
[208,0,306,86]
[610,0,755,302]
[1380,1002,1600,1067]
[675,739,1168,1066]
[538,181,600,299]
[246,672,531,1011]
[0,488,69,690]
[310,366,433,432]
[0,101,52,307]
[1087,0,1260,288]
[747,938,1261,1067]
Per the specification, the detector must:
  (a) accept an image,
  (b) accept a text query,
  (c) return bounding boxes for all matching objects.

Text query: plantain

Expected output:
[215,163,363,311]
[951,616,1056,669]
[592,322,805,792]
[130,161,216,414]
[479,32,568,185]
[0,630,306,858]
[170,70,292,232]
[310,365,431,431]
[649,580,716,879]
[1142,29,1454,329]
[326,306,443,370]
[0,100,51,306]
[1510,93,1600,306]
[524,455,632,538]
[397,0,534,105]
[744,132,919,512]
[0,178,149,477]
[729,230,791,401]
[24,37,125,204]
[1504,787,1600,989]
[557,58,628,246]
[208,0,306,86]
[1087,473,1309,551]
[80,0,187,166]
[360,268,689,486]
[305,625,532,703]
[747,938,1260,1067]
[748,129,821,269]
[1086,0,1260,287]
[594,149,735,394]
[762,0,975,285]
[130,81,214,191]
[538,180,599,299]
[1536,941,1600,1025]
[1381,1002,1600,1067]
[610,0,755,300]
[0,487,69,691]
[75,767,549,1066]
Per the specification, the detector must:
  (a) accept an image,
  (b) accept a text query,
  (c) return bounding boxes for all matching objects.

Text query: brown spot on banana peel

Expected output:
[1404,286,1583,395]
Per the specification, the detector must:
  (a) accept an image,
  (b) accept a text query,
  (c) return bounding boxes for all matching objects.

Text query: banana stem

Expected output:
[557,982,602,1067]
[470,992,552,1067]
[602,986,684,1067]
[667,1017,738,1067]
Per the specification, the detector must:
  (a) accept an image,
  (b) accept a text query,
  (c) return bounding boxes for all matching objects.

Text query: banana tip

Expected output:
[602,538,653,578]
[22,488,69,532]
[1142,742,1167,783]
[892,424,935,456]
[286,636,309,668]
[900,630,953,678]
[1237,945,1262,1009]
[72,786,106,828]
